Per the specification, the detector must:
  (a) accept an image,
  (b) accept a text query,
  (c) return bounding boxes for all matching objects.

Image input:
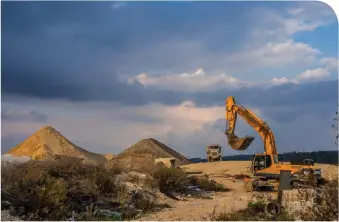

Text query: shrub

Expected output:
[152,166,229,194]
[297,178,338,221]
[190,176,230,192]
[152,166,190,193]
[209,197,295,221]
[1,158,124,220]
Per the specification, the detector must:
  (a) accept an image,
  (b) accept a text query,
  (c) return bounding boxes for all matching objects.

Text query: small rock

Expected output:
[1,210,23,221]
[114,172,130,185]
[123,182,141,193]
[129,171,147,180]
[1,201,12,209]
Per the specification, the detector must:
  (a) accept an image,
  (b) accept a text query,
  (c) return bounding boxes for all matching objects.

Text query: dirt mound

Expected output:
[6,125,106,164]
[103,153,115,160]
[116,138,190,164]
[110,138,190,172]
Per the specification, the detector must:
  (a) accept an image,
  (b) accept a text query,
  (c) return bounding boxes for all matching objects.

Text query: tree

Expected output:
[332,108,338,146]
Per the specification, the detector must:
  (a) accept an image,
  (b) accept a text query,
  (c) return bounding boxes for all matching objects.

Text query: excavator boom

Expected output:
[224,96,322,192]
[225,96,277,155]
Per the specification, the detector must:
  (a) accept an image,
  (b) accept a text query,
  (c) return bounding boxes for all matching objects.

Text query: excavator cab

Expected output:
[251,154,275,173]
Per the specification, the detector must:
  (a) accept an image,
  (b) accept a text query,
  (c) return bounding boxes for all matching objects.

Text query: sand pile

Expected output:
[6,125,106,164]
[103,153,115,160]
[110,138,191,172]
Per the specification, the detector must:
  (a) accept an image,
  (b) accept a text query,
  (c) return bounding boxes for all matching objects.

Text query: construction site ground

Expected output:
[139,161,338,221]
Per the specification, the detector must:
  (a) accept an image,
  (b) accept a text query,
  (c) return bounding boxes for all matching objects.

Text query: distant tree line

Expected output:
[190,109,339,165]
[189,150,338,164]
[279,150,338,165]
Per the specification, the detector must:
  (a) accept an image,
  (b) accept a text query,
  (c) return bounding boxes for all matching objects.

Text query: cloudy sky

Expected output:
[1,1,338,158]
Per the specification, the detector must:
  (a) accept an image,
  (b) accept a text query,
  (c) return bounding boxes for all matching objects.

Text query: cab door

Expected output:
[252,155,272,172]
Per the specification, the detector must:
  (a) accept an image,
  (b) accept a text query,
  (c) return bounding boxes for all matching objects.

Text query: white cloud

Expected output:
[2,89,335,158]
[1,99,226,155]
[234,40,320,68]
[127,68,250,92]
[320,57,338,71]
[128,51,334,91]
[296,68,330,80]
[111,1,127,10]
[269,67,331,86]
[281,18,320,36]
[270,77,299,86]
[128,56,333,91]
[287,7,305,16]
[253,2,336,40]
[112,3,333,83]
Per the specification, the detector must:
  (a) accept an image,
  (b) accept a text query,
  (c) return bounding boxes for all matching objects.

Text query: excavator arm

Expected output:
[225,96,277,155]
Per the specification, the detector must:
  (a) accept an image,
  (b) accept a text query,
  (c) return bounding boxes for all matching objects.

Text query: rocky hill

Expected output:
[6,126,106,164]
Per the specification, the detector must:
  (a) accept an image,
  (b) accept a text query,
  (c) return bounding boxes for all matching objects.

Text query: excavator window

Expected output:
[253,155,266,171]
[265,155,272,168]
[253,155,272,171]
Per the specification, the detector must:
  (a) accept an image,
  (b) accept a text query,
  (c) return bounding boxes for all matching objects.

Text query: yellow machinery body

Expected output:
[224,96,322,190]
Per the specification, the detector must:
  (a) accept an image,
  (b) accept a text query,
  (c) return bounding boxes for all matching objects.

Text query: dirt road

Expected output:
[139,161,338,221]
[139,161,254,221]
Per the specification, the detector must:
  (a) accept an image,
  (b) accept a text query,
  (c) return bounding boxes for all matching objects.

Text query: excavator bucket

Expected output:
[226,133,255,151]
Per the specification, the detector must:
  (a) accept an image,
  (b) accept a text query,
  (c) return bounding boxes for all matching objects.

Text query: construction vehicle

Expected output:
[224,96,322,191]
[206,144,223,162]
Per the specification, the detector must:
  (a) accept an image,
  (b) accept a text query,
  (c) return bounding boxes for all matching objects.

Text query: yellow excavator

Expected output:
[225,96,323,191]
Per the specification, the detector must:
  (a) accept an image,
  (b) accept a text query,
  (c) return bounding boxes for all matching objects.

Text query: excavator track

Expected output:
[244,178,279,192]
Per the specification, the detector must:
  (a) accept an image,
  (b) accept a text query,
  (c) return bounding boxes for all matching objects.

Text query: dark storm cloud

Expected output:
[2,1,299,102]
[191,80,338,107]
[2,1,338,126]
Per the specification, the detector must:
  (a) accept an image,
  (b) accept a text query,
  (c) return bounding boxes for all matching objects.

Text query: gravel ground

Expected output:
[1,210,23,221]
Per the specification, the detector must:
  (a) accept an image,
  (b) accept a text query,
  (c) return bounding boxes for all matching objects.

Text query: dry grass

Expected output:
[208,173,338,221]
[207,193,294,221]
[3,158,217,221]
[1,157,156,221]
[152,166,191,193]
[296,178,338,221]
[190,176,230,192]
[152,166,229,194]
[208,199,295,221]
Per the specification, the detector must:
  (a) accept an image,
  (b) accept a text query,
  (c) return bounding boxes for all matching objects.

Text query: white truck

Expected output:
[206,144,223,162]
